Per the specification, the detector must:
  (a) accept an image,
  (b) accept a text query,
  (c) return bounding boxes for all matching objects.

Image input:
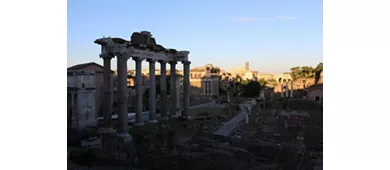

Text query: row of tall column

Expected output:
[100,54,191,133]
[202,80,212,95]
[281,81,294,98]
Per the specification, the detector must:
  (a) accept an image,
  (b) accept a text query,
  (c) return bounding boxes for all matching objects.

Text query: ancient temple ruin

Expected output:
[95,31,191,159]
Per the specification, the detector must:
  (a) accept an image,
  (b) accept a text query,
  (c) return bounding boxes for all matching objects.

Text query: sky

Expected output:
[68,0,322,74]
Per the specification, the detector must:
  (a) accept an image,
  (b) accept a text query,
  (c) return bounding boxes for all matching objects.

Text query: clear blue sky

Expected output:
[68,0,322,73]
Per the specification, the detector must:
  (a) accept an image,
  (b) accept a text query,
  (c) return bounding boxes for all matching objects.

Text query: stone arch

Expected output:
[278,78,282,82]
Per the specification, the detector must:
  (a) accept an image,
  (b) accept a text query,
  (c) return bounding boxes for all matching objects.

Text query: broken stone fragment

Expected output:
[154,44,165,52]
[168,48,177,54]
[94,37,113,46]
[130,32,152,48]
[140,31,152,36]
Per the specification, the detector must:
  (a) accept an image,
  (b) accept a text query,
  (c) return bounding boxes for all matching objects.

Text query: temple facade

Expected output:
[190,64,221,95]
[94,31,191,159]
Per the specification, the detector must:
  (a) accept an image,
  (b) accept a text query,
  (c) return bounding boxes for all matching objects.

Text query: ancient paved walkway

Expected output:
[213,102,249,137]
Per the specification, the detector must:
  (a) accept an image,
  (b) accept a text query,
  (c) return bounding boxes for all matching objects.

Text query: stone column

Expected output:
[116,53,130,134]
[100,54,114,133]
[176,79,180,109]
[210,80,213,95]
[202,80,206,95]
[206,81,208,95]
[147,59,157,123]
[159,60,168,120]
[133,57,144,125]
[207,80,209,95]
[280,83,284,98]
[207,80,212,95]
[169,61,177,117]
[290,81,293,98]
[182,61,191,119]
[285,82,289,98]
[206,81,209,95]
[209,81,212,95]
[227,91,230,103]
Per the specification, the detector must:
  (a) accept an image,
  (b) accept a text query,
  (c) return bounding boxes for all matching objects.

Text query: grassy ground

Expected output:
[69,147,101,166]
[188,106,225,117]
[128,106,227,142]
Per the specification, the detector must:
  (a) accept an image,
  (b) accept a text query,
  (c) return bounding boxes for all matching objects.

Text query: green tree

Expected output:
[258,78,268,87]
[315,62,323,72]
[300,66,310,77]
[315,62,323,84]
[235,75,242,82]
[242,80,261,98]
[290,66,300,71]
[290,66,302,80]
[240,79,250,86]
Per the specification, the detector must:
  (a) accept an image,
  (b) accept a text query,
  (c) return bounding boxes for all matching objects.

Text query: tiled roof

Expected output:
[67,62,114,73]
[191,67,205,72]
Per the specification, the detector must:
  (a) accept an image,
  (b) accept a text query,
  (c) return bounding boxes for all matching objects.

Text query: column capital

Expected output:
[100,54,114,59]
[146,58,157,63]
[116,52,130,60]
[132,57,145,62]
[168,61,177,65]
[181,61,191,65]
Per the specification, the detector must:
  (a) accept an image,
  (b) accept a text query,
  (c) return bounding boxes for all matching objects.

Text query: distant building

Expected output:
[230,62,294,82]
[273,73,292,83]
[190,64,220,95]
[67,62,114,117]
[230,62,257,80]
[257,74,274,81]
[305,85,323,104]
[67,70,97,130]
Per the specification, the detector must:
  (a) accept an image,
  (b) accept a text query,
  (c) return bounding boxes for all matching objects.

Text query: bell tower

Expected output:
[245,61,249,72]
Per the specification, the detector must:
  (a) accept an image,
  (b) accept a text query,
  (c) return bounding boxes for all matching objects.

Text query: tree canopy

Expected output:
[288,62,322,80]
[314,62,323,84]
[258,78,268,87]
[241,80,261,98]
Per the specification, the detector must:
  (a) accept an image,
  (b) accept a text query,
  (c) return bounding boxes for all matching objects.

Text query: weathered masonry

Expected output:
[95,31,191,159]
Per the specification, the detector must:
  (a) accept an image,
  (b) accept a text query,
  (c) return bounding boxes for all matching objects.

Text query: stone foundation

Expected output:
[101,133,132,160]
